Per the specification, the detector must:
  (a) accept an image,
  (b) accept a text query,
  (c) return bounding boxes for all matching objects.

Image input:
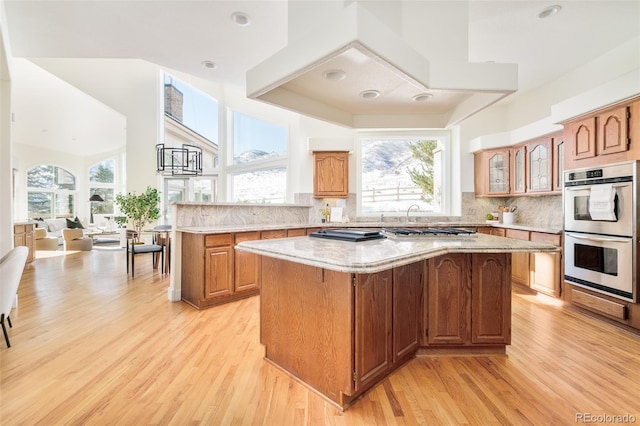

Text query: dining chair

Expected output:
[0,246,29,348]
[126,230,164,277]
[152,225,172,274]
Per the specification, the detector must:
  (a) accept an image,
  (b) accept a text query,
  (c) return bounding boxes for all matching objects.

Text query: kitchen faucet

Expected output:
[406,204,420,223]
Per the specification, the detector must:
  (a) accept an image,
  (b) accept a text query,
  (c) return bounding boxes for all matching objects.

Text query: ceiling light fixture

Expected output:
[201,60,217,69]
[412,93,433,102]
[360,90,380,100]
[538,5,561,19]
[322,69,346,81]
[231,12,251,26]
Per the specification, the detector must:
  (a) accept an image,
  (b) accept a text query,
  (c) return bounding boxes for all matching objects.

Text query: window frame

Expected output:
[26,164,77,219]
[356,130,451,217]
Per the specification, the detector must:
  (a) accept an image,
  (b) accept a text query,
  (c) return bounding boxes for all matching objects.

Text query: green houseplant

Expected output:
[114,186,160,243]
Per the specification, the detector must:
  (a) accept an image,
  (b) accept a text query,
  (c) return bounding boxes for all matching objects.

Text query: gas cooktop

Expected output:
[381,227,477,237]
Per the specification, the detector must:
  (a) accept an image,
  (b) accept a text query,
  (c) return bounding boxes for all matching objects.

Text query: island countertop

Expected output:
[235,233,559,274]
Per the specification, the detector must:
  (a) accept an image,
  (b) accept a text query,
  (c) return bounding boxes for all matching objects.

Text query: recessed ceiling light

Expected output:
[322,69,346,81]
[231,12,250,26]
[412,93,433,102]
[360,90,380,100]
[201,60,217,69]
[538,5,561,19]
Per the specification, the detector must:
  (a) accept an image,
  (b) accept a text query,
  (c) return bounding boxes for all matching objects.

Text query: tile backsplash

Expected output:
[298,192,564,229]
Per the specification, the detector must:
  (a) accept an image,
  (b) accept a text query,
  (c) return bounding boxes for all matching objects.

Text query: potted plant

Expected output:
[114,186,160,243]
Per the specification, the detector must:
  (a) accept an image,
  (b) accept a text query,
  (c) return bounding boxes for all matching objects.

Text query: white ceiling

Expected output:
[4,0,640,155]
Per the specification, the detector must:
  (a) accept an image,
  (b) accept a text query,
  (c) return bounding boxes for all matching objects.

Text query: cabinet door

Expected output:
[568,116,596,160]
[354,270,392,391]
[527,138,552,192]
[427,254,470,345]
[485,150,510,195]
[598,106,629,156]
[234,232,260,293]
[471,253,511,345]
[204,246,233,299]
[552,135,564,192]
[511,146,526,194]
[392,262,424,363]
[313,151,349,198]
[529,232,562,297]
[505,229,530,287]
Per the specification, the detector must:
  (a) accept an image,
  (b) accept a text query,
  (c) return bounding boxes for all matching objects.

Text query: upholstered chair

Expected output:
[34,227,59,250]
[61,228,93,251]
[0,246,28,347]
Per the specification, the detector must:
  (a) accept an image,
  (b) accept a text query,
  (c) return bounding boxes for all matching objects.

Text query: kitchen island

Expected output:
[236,232,558,410]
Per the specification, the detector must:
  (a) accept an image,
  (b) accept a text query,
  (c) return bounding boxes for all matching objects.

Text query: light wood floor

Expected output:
[2,248,640,425]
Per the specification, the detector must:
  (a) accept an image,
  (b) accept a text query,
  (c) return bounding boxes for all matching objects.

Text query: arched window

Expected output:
[27,165,76,219]
[88,158,116,214]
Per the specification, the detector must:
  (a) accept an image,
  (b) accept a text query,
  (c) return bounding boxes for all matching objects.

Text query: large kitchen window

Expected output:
[27,165,76,219]
[227,110,288,203]
[358,133,449,216]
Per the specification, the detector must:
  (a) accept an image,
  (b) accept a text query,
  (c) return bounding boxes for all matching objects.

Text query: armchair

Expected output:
[34,227,59,250]
[61,228,93,251]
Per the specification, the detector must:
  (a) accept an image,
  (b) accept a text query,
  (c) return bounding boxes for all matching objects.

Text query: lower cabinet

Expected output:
[529,232,562,297]
[505,229,531,287]
[425,253,511,346]
[234,232,260,293]
[14,223,35,263]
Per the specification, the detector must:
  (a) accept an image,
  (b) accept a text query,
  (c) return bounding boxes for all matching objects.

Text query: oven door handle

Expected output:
[564,183,632,191]
[565,232,631,243]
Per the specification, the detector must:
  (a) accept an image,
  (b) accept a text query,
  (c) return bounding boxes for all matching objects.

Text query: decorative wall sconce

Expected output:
[156,143,203,176]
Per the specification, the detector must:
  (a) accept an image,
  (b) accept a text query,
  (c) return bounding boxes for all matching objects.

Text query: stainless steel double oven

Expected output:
[564,161,638,302]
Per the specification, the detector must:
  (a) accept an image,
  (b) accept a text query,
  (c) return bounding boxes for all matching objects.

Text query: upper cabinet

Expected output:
[474,149,510,197]
[475,132,562,197]
[313,151,349,198]
[511,145,526,194]
[526,137,552,193]
[564,99,638,169]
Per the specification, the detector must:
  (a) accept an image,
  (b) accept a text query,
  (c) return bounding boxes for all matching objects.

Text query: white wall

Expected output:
[0,0,13,256]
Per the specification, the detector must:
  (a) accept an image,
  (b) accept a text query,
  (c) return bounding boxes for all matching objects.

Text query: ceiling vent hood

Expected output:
[246,2,518,129]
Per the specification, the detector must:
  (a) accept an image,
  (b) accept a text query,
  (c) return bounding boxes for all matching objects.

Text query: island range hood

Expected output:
[246,2,518,129]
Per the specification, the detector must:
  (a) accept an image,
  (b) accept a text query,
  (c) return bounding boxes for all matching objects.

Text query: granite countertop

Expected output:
[235,233,559,274]
[177,221,563,235]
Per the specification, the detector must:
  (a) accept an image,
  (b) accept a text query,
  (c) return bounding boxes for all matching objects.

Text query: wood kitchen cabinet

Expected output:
[234,232,260,293]
[393,262,424,363]
[426,253,511,346]
[313,151,349,198]
[511,145,527,194]
[552,134,565,192]
[474,149,510,196]
[529,232,562,297]
[505,229,530,287]
[564,100,635,169]
[182,227,314,309]
[526,137,552,193]
[427,254,469,345]
[13,223,35,263]
[354,270,393,391]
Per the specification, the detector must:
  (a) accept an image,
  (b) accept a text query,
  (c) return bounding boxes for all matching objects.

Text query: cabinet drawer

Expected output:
[287,228,307,237]
[505,229,529,241]
[261,230,287,240]
[530,232,561,247]
[491,228,506,237]
[205,234,232,247]
[572,289,627,320]
[235,231,260,244]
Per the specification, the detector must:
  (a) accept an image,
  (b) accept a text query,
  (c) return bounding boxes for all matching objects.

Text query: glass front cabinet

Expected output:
[485,150,510,195]
[526,138,552,193]
[511,146,526,194]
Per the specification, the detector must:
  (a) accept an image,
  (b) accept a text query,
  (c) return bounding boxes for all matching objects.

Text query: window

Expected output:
[231,167,286,203]
[359,134,449,216]
[89,159,116,215]
[228,111,288,203]
[231,112,287,165]
[27,165,76,219]
[164,74,218,143]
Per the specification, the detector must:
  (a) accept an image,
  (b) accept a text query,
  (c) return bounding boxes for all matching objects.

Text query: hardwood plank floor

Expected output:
[2,249,640,425]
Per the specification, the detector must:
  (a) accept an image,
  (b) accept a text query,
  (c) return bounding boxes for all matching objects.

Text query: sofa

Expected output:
[34,228,59,250]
